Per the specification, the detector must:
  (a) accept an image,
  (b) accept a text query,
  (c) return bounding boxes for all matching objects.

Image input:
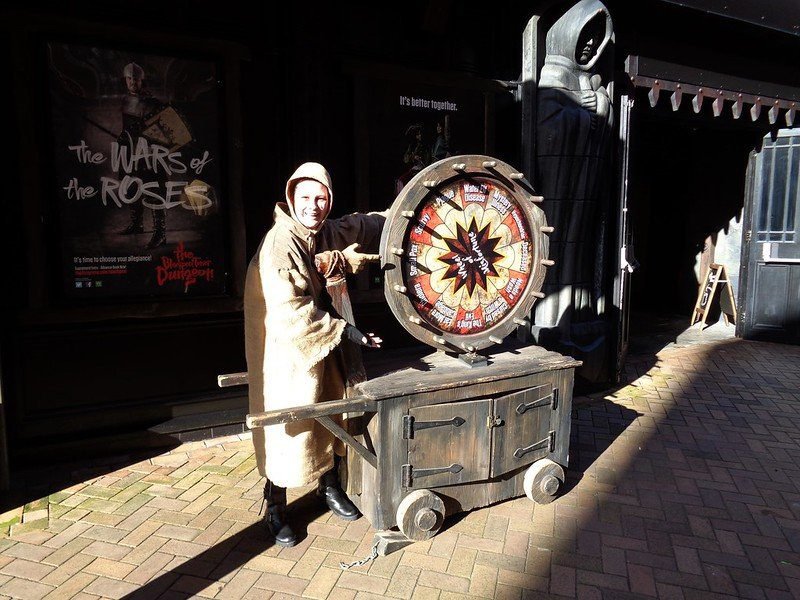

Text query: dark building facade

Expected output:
[1,0,799,475]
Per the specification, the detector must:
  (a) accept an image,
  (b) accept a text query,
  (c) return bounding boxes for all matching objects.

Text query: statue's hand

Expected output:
[342,243,381,274]
[595,90,611,120]
[580,90,598,112]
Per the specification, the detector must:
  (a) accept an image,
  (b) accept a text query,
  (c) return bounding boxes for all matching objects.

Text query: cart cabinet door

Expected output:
[404,399,491,489]
[490,384,554,478]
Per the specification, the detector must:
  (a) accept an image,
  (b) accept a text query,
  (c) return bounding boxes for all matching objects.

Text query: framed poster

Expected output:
[46,41,228,300]
[363,76,491,206]
[349,63,504,301]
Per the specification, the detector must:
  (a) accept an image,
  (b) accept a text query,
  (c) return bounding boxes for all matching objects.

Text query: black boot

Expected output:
[146,209,166,249]
[263,480,297,547]
[120,203,144,235]
[318,465,360,521]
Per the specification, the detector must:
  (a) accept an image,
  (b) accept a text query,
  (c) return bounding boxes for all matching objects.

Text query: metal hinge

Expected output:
[401,463,463,487]
[745,230,752,242]
[515,389,558,414]
[513,430,555,460]
[402,415,465,439]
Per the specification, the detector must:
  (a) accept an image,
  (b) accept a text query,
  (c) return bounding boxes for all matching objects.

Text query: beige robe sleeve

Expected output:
[263,264,347,370]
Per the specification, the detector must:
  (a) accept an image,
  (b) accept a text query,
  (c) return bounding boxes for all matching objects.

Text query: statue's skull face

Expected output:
[576,14,606,65]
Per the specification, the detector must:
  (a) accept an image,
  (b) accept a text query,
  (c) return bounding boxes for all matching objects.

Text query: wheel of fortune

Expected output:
[380,155,553,353]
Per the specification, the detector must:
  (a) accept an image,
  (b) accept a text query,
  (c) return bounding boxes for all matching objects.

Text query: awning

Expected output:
[626,55,800,126]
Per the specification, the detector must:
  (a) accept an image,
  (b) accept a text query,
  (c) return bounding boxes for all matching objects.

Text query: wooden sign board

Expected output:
[691,263,738,328]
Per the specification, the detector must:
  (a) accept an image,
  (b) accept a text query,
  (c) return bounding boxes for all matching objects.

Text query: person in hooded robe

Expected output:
[244,162,386,547]
[534,0,614,378]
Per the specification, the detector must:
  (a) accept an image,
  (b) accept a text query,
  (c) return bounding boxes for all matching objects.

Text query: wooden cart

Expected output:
[239,155,579,548]
[244,342,580,544]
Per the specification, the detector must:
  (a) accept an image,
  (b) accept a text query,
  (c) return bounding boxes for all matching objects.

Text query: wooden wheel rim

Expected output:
[380,155,550,352]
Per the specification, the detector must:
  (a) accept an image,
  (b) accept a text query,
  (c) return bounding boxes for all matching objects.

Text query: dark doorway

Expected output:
[627,91,764,350]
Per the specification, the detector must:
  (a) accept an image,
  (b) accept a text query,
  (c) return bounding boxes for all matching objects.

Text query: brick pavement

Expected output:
[1,336,799,599]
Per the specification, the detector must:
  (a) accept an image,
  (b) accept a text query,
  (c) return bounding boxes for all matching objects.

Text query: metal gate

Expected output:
[740,129,800,342]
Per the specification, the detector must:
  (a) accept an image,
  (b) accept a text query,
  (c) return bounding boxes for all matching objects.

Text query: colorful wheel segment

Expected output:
[404,177,533,335]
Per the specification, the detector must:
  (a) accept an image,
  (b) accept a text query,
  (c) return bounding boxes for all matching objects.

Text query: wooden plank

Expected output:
[407,399,491,488]
[718,264,738,325]
[246,397,377,428]
[359,342,580,401]
[374,398,406,530]
[218,372,248,388]
[316,416,378,469]
[490,385,552,477]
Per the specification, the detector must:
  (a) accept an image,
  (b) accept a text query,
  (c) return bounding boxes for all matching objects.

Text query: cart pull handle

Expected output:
[246,396,377,429]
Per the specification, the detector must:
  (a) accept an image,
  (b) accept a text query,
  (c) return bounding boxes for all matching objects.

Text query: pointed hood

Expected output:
[284,162,333,233]
[542,0,613,81]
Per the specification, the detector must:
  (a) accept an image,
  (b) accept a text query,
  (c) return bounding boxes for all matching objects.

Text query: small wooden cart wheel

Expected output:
[396,489,446,541]
[523,458,565,504]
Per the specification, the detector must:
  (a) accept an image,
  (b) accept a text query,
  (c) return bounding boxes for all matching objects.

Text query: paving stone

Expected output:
[215,568,262,599]
[252,572,309,596]
[82,511,126,527]
[338,571,389,595]
[42,571,96,599]
[169,574,225,597]
[1,542,53,563]
[114,493,153,517]
[0,558,55,581]
[83,540,132,561]
[0,578,55,599]
[84,556,136,579]
[82,524,128,543]
[468,563,497,598]
[417,570,469,594]
[286,548,328,579]
[84,575,139,598]
[41,553,96,586]
[154,523,202,542]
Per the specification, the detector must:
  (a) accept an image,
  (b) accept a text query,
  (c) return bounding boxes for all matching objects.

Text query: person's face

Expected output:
[576,17,605,65]
[578,35,596,64]
[292,179,329,230]
[125,75,143,94]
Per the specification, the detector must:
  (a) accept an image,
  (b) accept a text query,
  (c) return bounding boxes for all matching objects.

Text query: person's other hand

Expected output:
[344,324,382,348]
[363,333,382,348]
[342,243,380,274]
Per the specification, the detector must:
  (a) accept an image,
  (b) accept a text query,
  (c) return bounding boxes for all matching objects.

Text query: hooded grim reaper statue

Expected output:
[533,0,614,381]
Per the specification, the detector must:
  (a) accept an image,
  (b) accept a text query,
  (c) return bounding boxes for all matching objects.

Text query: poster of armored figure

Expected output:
[47,42,228,299]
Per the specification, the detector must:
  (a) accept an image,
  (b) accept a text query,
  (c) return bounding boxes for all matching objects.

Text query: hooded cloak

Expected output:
[534,0,614,376]
[244,162,386,487]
